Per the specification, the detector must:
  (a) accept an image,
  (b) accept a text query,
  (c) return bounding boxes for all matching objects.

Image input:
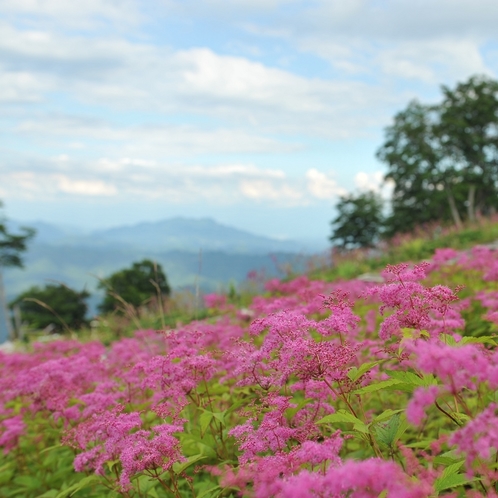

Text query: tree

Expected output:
[98,259,170,314]
[376,100,466,236]
[436,75,498,221]
[10,284,89,332]
[0,202,35,342]
[377,74,498,235]
[330,191,384,249]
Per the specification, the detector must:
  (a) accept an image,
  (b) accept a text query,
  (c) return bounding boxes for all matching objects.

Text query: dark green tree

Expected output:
[98,259,170,314]
[330,191,384,249]
[376,100,466,236]
[0,202,35,268]
[377,75,498,236]
[0,202,36,342]
[436,75,498,221]
[10,284,89,332]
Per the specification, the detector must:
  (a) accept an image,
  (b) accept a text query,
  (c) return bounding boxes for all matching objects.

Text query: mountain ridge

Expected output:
[9,216,326,254]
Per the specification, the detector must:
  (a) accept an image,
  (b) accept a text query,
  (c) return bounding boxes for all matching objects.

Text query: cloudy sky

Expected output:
[1,0,498,243]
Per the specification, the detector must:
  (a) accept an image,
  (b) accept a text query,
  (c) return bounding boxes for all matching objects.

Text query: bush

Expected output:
[98,259,170,315]
[11,284,89,332]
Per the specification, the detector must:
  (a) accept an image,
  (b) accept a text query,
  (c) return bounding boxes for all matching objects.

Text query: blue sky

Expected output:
[1,0,498,243]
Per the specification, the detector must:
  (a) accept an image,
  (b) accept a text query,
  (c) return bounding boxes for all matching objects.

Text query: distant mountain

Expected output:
[11,217,324,254]
[4,217,329,315]
[7,220,84,244]
[88,217,307,253]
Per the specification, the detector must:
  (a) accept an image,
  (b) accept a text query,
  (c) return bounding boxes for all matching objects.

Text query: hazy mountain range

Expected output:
[4,217,329,314]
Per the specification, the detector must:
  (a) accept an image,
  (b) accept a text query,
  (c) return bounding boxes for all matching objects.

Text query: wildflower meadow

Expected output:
[2,244,498,497]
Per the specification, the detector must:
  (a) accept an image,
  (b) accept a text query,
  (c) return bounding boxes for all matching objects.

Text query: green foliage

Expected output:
[330,191,384,249]
[98,259,171,315]
[377,100,457,236]
[0,202,35,269]
[377,74,498,236]
[10,283,89,332]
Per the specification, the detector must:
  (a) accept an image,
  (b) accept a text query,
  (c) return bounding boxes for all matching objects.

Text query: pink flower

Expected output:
[0,416,25,454]
[450,403,498,472]
[406,385,439,425]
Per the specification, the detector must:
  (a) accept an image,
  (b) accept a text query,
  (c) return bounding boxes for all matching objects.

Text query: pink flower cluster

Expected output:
[2,245,498,495]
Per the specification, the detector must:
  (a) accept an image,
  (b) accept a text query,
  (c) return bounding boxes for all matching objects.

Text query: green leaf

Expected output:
[173,454,208,475]
[434,473,477,493]
[352,379,403,394]
[374,413,401,447]
[212,411,226,427]
[55,475,101,498]
[39,444,63,454]
[131,474,159,493]
[460,335,498,346]
[197,485,221,498]
[13,476,43,489]
[0,469,14,486]
[199,411,214,435]
[433,450,463,466]
[385,370,425,385]
[37,491,59,498]
[106,459,120,472]
[317,410,364,425]
[347,360,384,382]
[373,409,404,423]
[393,414,409,444]
[433,460,480,493]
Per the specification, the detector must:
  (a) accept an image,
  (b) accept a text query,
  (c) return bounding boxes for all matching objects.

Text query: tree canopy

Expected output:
[330,191,384,249]
[11,283,89,332]
[98,259,170,315]
[0,202,35,269]
[376,74,498,236]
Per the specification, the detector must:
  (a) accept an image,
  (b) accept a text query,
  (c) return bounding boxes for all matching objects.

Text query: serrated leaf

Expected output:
[352,379,403,394]
[440,460,464,478]
[460,335,497,346]
[434,473,477,493]
[433,450,462,466]
[386,370,424,385]
[373,409,404,423]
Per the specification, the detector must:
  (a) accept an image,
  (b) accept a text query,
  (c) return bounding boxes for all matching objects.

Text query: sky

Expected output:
[1,0,498,242]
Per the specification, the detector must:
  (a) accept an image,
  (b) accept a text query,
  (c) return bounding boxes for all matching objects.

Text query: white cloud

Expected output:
[239,179,302,203]
[0,24,393,139]
[306,169,346,199]
[14,114,299,156]
[0,156,342,207]
[354,171,394,200]
[1,0,142,30]
[56,176,117,196]
[354,171,384,192]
